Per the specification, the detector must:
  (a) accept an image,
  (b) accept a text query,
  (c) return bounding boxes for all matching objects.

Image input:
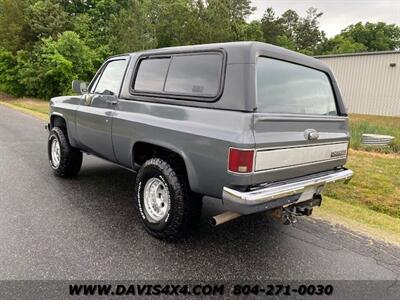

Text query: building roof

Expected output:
[315,50,400,59]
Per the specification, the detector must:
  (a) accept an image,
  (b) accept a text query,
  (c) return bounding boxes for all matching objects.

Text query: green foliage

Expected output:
[190,0,256,44]
[27,0,71,40]
[341,22,400,51]
[324,150,400,218]
[0,49,25,95]
[58,0,98,15]
[276,35,296,51]
[108,0,156,52]
[0,0,30,52]
[0,1,399,99]
[147,0,194,47]
[321,22,400,54]
[349,114,400,153]
[260,7,326,55]
[243,21,264,41]
[295,8,326,54]
[320,35,367,54]
[16,32,97,99]
[261,8,283,45]
[35,31,96,98]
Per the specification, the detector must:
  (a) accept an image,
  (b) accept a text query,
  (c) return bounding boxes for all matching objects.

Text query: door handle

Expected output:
[105,99,118,105]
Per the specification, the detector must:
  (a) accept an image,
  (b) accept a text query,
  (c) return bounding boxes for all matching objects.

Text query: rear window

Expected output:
[257,57,337,115]
[133,52,223,99]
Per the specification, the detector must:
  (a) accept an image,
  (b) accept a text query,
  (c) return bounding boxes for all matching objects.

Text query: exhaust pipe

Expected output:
[210,211,241,227]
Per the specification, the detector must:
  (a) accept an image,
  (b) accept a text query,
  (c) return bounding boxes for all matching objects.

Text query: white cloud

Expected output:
[250,0,400,37]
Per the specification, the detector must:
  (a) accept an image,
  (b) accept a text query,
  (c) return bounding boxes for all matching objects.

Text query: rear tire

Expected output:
[134,157,202,240]
[48,127,82,177]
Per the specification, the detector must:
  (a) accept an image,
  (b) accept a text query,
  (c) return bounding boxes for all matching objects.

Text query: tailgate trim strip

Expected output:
[254,157,346,173]
[255,142,348,172]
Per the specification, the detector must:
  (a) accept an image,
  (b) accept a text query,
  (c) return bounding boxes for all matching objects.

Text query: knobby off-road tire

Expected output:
[134,157,202,240]
[48,127,82,177]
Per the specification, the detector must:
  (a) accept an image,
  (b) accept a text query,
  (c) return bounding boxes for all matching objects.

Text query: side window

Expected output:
[134,57,171,92]
[94,59,127,95]
[165,54,222,97]
[132,52,224,99]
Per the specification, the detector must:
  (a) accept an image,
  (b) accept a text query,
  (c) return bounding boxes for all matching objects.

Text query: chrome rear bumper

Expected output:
[222,168,353,214]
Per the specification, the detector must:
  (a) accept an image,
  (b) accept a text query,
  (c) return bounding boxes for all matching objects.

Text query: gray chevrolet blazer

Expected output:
[47,41,353,240]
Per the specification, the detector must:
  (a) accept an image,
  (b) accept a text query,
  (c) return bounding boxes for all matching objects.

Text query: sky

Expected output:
[250,0,400,37]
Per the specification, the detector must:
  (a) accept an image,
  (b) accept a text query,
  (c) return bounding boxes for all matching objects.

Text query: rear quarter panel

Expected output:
[111,100,255,198]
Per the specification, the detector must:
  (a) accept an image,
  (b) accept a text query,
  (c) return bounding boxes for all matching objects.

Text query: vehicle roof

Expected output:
[123,41,330,72]
[117,41,345,114]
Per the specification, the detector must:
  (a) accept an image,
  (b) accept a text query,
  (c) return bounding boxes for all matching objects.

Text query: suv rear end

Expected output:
[49,41,353,238]
[222,44,353,218]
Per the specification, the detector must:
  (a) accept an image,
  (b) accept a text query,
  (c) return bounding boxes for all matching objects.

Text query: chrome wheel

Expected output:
[50,138,61,168]
[143,177,170,223]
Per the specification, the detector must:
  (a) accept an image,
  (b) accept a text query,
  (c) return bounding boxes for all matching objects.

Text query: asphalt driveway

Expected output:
[0,104,399,281]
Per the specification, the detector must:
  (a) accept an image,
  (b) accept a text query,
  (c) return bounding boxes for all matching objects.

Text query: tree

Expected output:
[0,49,25,95]
[243,21,263,41]
[108,0,156,53]
[0,0,30,52]
[261,7,283,44]
[340,22,400,51]
[276,35,296,51]
[58,0,98,15]
[320,22,400,54]
[148,0,196,47]
[19,31,96,98]
[200,0,255,43]
[225,0,256,40]
[260,7,325,55]
[61,0,129,56]
[279,8,326,55]
[321,35,367,54]
[280,9,299,39]
[294,8,326,54]
[2,0,400,99]
[27,0,71,40]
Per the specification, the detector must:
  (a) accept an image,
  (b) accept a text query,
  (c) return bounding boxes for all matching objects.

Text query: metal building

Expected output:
[316,51,400,116]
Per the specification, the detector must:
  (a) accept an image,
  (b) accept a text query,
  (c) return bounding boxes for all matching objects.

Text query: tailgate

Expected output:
[251,113,349,185]
[252,56,350,186]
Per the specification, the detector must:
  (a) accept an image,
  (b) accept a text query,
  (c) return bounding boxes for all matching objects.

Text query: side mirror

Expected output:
[102,89,114,96]
[72,80,88,95]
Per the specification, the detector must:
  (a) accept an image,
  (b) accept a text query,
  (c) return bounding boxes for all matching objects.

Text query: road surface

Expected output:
[0,104,399,281]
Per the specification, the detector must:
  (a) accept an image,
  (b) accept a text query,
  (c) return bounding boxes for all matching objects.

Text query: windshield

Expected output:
[256,57,337,115]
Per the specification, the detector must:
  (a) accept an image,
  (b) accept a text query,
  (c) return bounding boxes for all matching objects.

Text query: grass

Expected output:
[324,150,400,218]
[0,97,48,121]
[0,96,399,242]
[349,113,400,153]
[314,196,400,245]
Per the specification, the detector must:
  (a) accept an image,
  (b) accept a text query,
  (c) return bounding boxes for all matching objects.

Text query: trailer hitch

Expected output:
[282,207,298,225]
[270,195,322,225]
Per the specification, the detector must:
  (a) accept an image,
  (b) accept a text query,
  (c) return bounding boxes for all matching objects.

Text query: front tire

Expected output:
[48,127,82,177]
[134,157,202,240]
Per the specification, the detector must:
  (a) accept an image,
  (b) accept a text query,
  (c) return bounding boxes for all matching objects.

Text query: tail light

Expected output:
[228,148,254,173]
